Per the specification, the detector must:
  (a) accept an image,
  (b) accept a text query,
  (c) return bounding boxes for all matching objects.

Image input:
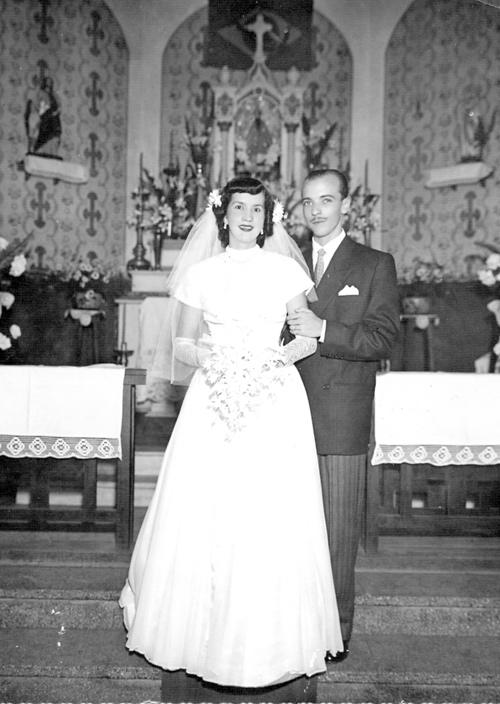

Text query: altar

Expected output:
[364,372,500,552]
[0,365,145,548]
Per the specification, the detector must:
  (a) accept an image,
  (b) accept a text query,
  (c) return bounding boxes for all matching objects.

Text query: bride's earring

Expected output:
[223,217,228,230]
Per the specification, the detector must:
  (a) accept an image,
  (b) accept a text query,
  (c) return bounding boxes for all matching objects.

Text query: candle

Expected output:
[120,304,126,347]
[139,152,144,220]
[364,159,369,193]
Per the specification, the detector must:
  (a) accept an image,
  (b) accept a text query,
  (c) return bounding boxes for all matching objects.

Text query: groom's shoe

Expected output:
[326,640,349,663]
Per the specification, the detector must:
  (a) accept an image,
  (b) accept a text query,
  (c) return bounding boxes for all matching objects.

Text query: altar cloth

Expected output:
[0,365,125,459]
[372,372,500,466]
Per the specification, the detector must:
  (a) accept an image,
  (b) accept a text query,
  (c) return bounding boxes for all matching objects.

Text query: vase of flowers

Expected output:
[343,183,380,247]
[128,162,195,271]
[399,258,453,314]
[477,246,500,293]
[62,256,114,309]
[0,233,31,360]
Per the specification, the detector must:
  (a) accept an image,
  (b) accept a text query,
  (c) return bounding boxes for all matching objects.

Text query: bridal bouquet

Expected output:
[201,342,286,437]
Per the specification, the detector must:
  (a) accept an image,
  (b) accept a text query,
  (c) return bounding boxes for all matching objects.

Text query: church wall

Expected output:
[3,0,492,279]
[0,0,128,270]
[383,0,500,278]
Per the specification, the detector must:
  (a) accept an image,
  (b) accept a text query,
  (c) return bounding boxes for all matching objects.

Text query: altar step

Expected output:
[0,534,499,702]
[1,629,498,702]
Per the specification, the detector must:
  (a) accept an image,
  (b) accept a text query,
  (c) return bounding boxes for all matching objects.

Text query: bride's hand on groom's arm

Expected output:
[287,307,323,338]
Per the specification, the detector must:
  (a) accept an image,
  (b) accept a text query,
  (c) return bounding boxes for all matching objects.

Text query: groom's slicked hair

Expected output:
[303,168,349,200]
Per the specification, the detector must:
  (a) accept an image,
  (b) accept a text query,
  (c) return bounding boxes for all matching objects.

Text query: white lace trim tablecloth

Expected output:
[0,365,125,459]
[0,434,120,459]
[372,372,500,466]
[372,443,500,466]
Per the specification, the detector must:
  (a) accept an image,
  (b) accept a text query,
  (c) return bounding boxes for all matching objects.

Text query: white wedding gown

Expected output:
[120,246,343,687]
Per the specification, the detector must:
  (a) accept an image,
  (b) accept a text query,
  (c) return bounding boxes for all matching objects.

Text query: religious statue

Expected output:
[460,107,496,163]
[24,76,62,159]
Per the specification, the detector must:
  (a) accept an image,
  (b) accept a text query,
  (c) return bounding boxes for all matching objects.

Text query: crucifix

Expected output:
[245,12,272,64]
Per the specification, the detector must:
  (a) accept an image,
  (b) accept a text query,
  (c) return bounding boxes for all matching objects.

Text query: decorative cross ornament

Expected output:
[245,13,273,65]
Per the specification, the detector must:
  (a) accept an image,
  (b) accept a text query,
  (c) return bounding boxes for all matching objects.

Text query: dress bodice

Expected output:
[176,246,313,351]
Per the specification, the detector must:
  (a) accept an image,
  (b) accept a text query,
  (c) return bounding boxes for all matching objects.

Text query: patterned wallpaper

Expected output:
[383,0,500,279]
[0,0,128,271]
[159,6,352,193]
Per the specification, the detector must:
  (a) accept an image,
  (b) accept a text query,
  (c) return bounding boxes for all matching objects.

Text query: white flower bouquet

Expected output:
[201,342,286,437]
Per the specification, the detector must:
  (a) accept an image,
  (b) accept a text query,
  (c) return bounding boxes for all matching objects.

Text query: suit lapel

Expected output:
[311,237,357,316]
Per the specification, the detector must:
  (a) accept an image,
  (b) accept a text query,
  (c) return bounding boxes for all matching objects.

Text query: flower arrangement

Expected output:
[477,244,500,293]
[344,184,380,247]
[60,254,115,309]
[398,257,455,313]
[201,339,286,438]
[399,257,455,292]
[302,118,337,171]
[129,168,172,238]
[129,166,196,242]
[0,233,31,357]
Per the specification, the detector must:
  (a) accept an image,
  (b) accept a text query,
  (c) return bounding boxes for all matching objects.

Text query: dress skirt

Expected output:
[119,364,343,687]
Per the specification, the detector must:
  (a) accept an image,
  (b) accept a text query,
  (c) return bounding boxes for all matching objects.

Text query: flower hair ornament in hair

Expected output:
[272,199,284,224]
[206,189,222,210]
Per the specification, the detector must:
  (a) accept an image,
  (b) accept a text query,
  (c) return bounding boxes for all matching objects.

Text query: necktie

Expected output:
[314,248,326,285]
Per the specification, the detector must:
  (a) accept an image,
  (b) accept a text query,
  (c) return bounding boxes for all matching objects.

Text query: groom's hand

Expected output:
[287,307,323,338]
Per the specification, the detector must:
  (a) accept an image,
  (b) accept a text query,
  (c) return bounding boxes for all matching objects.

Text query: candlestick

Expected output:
[127,151,151,271]
[139,152,144,213]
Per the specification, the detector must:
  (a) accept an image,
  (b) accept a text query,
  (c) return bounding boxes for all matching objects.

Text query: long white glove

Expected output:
[278,335,317,366]
[173,337,212,367]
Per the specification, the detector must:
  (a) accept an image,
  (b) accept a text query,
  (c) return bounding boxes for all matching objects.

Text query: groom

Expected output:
[288,168,400,659]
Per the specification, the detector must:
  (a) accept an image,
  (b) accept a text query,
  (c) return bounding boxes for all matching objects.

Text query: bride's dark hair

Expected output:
[213,176,275,248]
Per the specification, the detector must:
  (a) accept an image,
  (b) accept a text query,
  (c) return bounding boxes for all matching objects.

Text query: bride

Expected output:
[119,176,343,688]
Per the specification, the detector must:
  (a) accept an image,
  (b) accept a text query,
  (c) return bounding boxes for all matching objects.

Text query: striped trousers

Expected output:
[318,453,366,642]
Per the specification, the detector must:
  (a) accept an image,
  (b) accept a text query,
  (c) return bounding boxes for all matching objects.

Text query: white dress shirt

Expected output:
[312,230,346,342]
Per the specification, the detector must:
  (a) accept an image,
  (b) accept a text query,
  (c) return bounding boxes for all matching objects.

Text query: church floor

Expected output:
[0,524,499,702]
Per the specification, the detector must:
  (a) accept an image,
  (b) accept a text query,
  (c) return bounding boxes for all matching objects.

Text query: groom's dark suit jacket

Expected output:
[296,236,400,455]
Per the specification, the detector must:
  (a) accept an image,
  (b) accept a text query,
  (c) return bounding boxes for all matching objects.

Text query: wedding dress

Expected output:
[119,245,343,687]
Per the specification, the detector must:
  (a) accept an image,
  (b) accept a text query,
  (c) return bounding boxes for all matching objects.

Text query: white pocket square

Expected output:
[338,284,359,296]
